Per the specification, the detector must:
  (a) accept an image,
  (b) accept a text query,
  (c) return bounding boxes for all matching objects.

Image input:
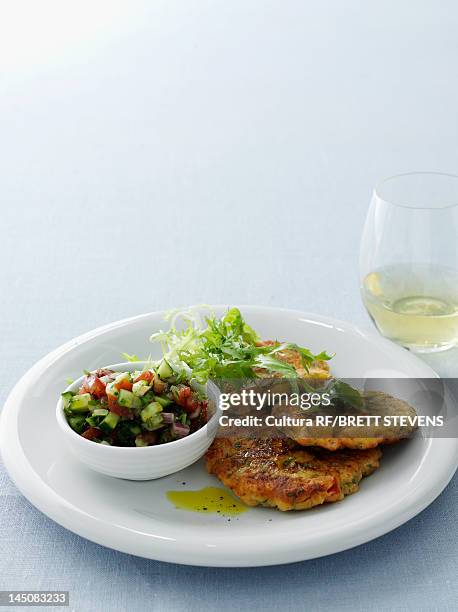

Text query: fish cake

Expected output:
[274,390,418,450]
[205,437,381,511]
[255,341,331,382]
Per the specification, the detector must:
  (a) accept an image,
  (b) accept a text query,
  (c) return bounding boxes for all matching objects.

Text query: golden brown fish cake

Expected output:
[245,341,416,451]
[205,437,381,511]
[276,349,330,381]
[255,341,331,382]
[287,438,385,451]
[274,390,418,451]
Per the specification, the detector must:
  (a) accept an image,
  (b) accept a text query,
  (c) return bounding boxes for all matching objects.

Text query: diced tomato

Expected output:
[176,386,191,407]
[115,378,133,392]
[107,395,133,419]
[188,405,201,419]
[133,370,154,384]
[78,378,91,394]
[110,403,133,419]
[107,394,117,407]
[175,386,202,414]
[81,427,102,440]
[105,375,133,402]
[90,376,107,398]
[184,395,199,414]
[79,374,107,399]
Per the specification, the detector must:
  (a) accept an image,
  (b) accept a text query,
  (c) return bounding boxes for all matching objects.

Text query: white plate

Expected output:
[1,306,457,567]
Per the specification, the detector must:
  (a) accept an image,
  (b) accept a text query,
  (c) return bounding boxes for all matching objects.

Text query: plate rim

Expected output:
[1,305,457,567]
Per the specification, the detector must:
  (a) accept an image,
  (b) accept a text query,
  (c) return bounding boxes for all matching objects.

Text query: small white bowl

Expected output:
[56,362,221,480]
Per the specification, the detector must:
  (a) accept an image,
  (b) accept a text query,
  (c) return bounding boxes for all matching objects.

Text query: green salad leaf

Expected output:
[328,380,364,409]
[122,352,141,363]
[150,306,332,384]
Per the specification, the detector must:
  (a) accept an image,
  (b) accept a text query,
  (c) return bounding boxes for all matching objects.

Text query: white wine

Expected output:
[362,264,458,352]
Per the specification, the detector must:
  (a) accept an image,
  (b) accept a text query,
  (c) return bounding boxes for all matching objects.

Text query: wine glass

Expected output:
[360,172,458,353]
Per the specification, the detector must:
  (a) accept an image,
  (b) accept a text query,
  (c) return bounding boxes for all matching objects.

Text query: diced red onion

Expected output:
[162,412,175,424]
[95,368,115,378]
[172,422,190,438]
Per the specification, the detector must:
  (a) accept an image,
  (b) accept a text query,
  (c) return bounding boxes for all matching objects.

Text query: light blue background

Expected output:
[0,1,457,610]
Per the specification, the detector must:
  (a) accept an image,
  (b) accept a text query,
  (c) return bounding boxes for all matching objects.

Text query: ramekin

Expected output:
[56,362,221,480]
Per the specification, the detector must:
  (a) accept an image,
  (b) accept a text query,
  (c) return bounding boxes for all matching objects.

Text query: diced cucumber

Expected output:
[86,415,102,427]
[157,359,173,379]
[153,395,172,408]
[86,409,108,427]
[69,393,92,413]
[141,402,164,431]
[143,414,164,431]
[99,412,120,434]
[61,391,74,410]
[118,389,136,408]
[141,402,163,420]
[69,405,91,415]
[68,415,86,433]
[92,408,109,416]
[71,393,91,408]
[132,380,151,397]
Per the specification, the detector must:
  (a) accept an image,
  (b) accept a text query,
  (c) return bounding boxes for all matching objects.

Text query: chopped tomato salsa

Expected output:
[62,362,209,447]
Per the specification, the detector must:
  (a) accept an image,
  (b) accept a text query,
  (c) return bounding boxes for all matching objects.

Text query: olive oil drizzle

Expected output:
[166,487,247,515]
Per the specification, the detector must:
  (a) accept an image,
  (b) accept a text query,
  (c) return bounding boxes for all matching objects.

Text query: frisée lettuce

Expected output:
[150,307,333,384]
